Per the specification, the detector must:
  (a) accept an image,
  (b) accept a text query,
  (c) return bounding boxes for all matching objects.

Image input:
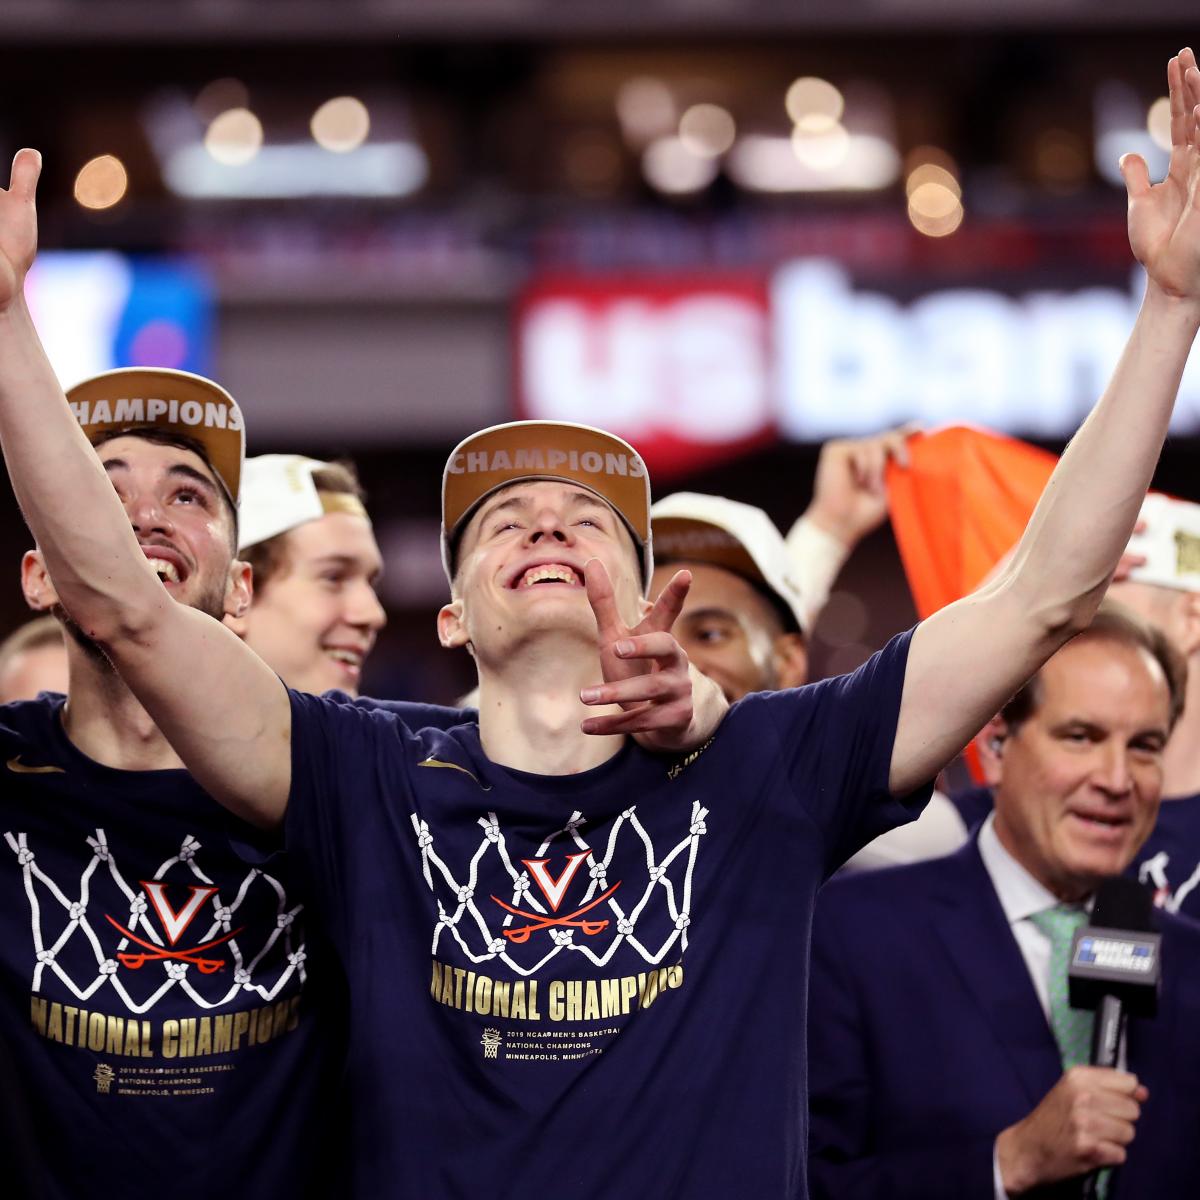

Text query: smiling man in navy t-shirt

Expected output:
[6,47,1200,1195]
[0,367,344,1199]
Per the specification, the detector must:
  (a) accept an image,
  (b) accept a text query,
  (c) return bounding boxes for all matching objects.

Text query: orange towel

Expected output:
[886,426,1058,782]
[886,426,1057,619]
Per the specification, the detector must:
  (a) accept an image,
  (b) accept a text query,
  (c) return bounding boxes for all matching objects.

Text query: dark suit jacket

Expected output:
[808,838,1200,1199]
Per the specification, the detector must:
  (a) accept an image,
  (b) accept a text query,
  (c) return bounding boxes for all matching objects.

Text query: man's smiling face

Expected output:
[993,634,1171,900]
[237,512,386,695]
[97,434,244,621]
[443,479,644,660]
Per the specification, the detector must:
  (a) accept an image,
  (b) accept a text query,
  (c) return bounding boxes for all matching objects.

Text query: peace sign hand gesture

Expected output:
[0,150,41,313]
[579,558,727,752]
[1122,49,1200,301]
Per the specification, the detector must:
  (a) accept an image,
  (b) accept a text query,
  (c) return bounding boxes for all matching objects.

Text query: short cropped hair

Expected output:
[90,426,239,550]
[1001,599,1188,732]
[0,615,64,676]
[241,461,367,592]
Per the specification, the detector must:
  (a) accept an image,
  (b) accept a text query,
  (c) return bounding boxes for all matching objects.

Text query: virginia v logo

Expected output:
[491,848,622,945]
[140,881,218,945]
[104,880,244,974]
[522,850,592,911]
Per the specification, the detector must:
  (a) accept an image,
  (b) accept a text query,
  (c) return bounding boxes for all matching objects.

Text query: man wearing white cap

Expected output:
[0,366,344,1198]
[650,473,970,868]
[231,454,386,695]
[4,48,1200,1191]
[649,492,812,701]
[648,427,916,702]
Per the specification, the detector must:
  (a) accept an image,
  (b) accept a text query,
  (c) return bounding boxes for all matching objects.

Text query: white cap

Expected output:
[238,454,366,552]
[1124,492,1200,593]
[650,492,807,632]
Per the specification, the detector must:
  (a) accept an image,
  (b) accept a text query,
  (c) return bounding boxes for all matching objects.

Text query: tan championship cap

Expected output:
[67,367,245,505]
[651,492,807,632]
[441,420,652,586]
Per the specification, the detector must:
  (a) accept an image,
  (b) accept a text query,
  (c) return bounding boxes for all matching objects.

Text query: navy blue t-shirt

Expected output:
[0,695,341,1200]
[285,628,930,1199]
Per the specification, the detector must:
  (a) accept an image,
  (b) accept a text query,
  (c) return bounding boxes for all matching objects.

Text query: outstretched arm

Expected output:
[0,150,290,827]
[890,49,1200,795]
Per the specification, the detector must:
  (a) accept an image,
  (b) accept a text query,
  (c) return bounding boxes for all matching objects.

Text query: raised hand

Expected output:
[579,558,725,751]
[0,149,41,311]
[1121,49,1200,299]
[806,424,918,549]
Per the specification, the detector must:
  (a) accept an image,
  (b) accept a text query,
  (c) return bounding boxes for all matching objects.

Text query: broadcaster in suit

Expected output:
[808,601,1200,1198]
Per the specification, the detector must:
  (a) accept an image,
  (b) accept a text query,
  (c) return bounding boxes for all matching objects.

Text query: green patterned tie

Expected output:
[1029,904,1094,1069]
[1029,904,1111,1197]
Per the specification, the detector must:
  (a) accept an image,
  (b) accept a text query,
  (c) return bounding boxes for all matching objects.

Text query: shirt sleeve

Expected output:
[745,626,933,874]
[325,692,475,730]
[283,689,412,948]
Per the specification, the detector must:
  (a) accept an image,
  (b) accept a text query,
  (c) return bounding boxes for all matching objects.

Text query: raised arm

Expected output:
[890,48,1200,795]
[0,150,290,827]
[789,425,917,629]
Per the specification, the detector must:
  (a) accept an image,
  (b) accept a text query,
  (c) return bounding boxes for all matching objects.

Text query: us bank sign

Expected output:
[516,259,1200,472]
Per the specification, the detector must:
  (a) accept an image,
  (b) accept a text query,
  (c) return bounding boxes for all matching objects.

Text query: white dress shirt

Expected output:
[977,813,1060,1021]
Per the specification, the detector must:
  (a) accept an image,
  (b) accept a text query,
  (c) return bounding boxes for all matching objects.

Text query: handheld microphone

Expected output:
[1068,876,1161,1199]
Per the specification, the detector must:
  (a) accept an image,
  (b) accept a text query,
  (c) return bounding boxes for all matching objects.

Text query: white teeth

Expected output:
[146,558,180,583]
[519,564,580,588]
[327,649,363,666]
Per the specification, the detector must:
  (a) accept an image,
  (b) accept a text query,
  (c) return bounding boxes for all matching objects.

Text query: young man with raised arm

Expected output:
[3,46,1200,1199]
[0,369,347,1200]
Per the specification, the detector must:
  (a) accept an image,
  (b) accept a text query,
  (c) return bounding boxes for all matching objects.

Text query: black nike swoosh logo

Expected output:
[6,756,65,775]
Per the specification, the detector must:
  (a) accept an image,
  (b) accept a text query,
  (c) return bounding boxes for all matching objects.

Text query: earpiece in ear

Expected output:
[989,736,1004,754]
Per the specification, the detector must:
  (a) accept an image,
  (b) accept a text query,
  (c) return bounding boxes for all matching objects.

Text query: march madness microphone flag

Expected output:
[885,426,1057,619]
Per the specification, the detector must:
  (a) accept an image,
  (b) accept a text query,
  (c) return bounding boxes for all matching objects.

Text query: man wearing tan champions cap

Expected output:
[7,52,1200,1189]
[0,364,347,1198]
[230,454,386,695]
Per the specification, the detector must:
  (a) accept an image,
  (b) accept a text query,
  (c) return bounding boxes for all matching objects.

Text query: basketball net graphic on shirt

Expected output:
[412,802,708,978]
[103,881,245,974]
[4,828,307,1014]
[1139,850,1200,914]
